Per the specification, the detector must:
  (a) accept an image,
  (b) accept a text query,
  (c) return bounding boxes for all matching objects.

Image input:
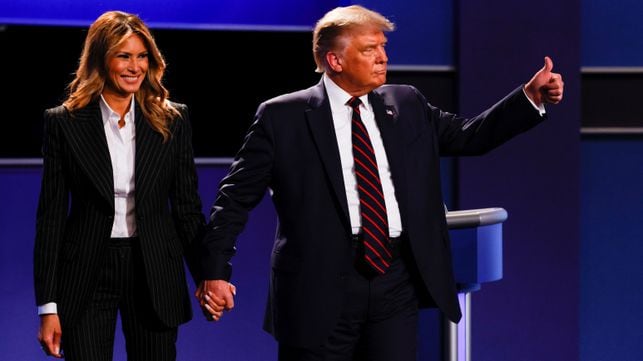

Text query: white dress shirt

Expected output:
[99,94,137,238]
[323,74,403,238]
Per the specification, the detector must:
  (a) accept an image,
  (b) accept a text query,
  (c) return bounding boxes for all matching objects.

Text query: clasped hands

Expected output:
[195,279,236,321]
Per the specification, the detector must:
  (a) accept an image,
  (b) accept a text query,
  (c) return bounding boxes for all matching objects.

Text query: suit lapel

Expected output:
[63,102,114,206]
[369,92,409,226]
[134,104,169,204]
[305,84,351,227]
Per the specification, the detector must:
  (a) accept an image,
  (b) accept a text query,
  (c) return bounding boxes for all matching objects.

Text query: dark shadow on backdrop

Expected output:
[0,25,456,158]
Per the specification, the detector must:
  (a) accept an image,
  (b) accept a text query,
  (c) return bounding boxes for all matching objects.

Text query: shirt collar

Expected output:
[323,73,370,112]
[99,94,136,126]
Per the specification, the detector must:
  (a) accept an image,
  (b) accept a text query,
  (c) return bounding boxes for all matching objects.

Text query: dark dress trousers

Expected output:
[34,100,204,332]
[199,80,544,348]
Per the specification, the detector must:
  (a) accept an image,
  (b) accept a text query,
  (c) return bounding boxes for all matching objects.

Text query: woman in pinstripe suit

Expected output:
[33,11,217,360]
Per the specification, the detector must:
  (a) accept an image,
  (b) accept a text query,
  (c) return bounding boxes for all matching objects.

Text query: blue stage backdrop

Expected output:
[582,0,643,67]
[0,0,454,67]
[580,138,643,361]
[457,0,581,360]
[0,0,332,29]
[8,0,643,66]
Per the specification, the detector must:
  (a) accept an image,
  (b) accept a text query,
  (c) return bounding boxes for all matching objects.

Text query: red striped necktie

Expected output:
[348,96,392,275]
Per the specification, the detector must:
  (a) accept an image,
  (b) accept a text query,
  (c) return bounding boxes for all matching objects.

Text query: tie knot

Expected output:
[347,96,362,111]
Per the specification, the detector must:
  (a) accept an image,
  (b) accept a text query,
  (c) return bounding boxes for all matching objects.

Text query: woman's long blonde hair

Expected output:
[64,10,179,141]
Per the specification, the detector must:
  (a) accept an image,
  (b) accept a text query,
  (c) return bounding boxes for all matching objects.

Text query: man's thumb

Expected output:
[542,56,553,74]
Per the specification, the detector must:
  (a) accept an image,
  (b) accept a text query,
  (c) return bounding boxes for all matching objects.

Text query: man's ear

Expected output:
[326,52,343,72]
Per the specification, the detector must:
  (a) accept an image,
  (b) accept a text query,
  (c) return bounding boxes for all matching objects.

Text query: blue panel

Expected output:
[475,225,503,281]
[360,0,454,66]
[2,0,453,64]
[0,0,337,29]
[450,228,477,280]
[457,0,581,360]
[582,0,643,66]
[580,138,643,360]
[0,167,42,360]
[449,224,503,285]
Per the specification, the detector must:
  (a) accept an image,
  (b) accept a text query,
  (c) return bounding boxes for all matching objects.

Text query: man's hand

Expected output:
[195,280,236,321]
[38,314,63,358]
[524,56,564,106]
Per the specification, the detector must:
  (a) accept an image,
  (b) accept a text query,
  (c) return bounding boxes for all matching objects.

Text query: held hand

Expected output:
[38,314,63,358]
[195,280,236,321]
[524,56,564,106]
[195,280,225,321]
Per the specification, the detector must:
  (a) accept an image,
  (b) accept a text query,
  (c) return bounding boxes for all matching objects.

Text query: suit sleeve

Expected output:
[168,104,206,284]
[421,85,545,156]
[198,102,275,280]
[33,108,69,306]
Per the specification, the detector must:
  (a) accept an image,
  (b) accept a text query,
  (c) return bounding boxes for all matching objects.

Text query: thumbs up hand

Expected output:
[524,56,564,106]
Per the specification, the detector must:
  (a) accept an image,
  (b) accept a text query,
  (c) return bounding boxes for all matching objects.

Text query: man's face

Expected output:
[333,27,388,95]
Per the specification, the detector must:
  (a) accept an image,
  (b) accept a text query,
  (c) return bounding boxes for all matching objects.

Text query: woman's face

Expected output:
[104,34,149,99]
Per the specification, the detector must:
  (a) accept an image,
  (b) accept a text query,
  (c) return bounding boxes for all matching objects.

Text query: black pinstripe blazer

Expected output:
[33,100,204,328]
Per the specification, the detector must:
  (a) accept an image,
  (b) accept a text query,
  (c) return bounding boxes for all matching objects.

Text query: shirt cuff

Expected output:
[38,302,58,315]
[522,87,546,116]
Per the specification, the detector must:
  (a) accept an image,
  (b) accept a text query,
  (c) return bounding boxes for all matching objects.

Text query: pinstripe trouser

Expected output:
[61,238,178,361]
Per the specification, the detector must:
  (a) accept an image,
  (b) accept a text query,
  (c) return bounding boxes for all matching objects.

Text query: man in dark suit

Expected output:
[34,11,205,360]
[197,5,563,361]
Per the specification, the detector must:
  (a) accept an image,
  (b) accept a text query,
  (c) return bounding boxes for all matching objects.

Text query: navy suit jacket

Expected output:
[34,100,204,328]
[200,79,544,347]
